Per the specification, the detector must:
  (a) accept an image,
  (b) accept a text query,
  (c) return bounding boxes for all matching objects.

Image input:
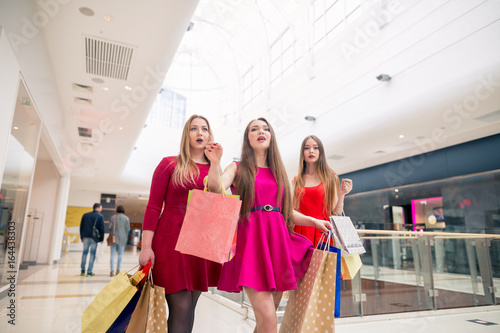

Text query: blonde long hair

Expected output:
[235,118,294,231]
[171,114,213,188]
[293,135,339,216]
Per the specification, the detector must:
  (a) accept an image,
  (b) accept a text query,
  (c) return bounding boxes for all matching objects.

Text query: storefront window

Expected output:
[344,170,500,277]
[0,81,41,291]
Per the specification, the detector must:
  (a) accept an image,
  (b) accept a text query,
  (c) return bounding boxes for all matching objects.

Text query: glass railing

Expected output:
[207,230,500,320]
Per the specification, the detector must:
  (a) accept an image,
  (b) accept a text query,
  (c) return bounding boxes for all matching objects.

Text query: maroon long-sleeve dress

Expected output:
[142,156,222,293]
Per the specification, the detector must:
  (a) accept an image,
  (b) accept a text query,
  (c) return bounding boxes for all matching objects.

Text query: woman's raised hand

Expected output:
[205,136,223,164]
[339,178,353,196]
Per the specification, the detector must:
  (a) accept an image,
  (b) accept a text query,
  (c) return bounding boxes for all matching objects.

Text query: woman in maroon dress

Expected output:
[139,114,221,333]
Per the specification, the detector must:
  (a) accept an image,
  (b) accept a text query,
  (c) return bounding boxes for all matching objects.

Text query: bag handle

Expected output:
[317,231,333,251]
[203,175,227,196]
[126,264,140,274]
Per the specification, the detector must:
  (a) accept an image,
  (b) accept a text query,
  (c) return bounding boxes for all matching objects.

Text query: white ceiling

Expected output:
[2,0,500,213]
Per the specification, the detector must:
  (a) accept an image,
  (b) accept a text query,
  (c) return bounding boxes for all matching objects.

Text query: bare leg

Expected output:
[244,287,278,333]
[272,292,283,311]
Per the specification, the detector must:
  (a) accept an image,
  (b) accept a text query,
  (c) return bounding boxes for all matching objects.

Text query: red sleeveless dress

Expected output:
[294,182,328,247]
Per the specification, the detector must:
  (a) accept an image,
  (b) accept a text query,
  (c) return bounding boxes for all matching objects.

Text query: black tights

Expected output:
[165,290,202,333]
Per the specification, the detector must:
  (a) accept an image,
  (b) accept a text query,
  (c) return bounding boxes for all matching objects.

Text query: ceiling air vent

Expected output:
[78,127,92,138]
[84,36,135,80]
[73,83,93,94]
[75,97,92,105]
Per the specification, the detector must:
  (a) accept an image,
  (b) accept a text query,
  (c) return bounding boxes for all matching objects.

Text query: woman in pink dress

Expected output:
[205,118,332,332]
[139,115,222,333]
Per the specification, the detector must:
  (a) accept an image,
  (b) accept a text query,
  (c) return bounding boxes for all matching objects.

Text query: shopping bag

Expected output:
[82,270,138,333]
[330,213,365,255]
[126,273,168,333]
[341,254,362,280]
[279,233,340,333]
[107,286,142,333]
[175,176,241,263]
[108,262,151,332]
[317,242,342,317]
[125,279,151,332]
[96,241,104,263]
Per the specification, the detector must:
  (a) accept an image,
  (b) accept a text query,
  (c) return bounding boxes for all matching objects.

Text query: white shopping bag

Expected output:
[330,214,366,255]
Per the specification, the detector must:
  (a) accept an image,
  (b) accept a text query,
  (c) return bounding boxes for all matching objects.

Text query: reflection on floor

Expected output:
[0,246,498,332]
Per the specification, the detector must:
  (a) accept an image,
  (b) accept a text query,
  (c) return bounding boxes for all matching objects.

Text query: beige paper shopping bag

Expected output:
[279,247,339,333]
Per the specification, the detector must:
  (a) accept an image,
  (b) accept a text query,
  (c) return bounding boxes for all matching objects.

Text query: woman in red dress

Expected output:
[293,135,353,247]
[139,115,222,333]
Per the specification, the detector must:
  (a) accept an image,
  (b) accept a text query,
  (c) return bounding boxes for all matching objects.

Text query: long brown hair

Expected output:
[172,114,213,188]
[235,118,294,231]
[293,135,339,216]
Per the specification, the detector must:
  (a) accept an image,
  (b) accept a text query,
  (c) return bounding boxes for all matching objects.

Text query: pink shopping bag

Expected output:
[175,178,241,263]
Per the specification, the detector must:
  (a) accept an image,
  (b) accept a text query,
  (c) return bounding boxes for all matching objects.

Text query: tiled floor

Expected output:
[0,246,498,332]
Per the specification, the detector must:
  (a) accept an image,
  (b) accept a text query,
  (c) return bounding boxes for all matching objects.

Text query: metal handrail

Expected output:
[356,229,500,238]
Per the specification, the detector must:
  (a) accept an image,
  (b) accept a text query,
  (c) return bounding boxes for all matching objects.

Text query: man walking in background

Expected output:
[80,203,105,276]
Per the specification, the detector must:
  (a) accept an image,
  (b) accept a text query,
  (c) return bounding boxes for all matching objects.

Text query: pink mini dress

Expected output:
[218,166,314,292]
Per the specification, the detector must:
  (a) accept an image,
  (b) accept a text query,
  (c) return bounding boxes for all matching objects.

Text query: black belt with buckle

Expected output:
[250,205,281,213]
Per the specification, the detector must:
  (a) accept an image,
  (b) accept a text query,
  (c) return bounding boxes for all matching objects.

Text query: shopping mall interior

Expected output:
[0,0,499,332]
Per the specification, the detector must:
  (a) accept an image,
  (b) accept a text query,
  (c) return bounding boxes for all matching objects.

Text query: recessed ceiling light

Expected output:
[79,7,95,17]
[118,127,123,130]
[104,15,115,21]
[399,134,404,139]
[125,86,132,91]
[13,126,19,130]
[395,189,399,192]
[376,74,391,81]
[101,86,109,91]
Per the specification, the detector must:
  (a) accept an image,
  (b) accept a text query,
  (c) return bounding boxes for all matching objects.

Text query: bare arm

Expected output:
[333,178,353,215]
[205,139,237,193]
[293,210,332,233]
